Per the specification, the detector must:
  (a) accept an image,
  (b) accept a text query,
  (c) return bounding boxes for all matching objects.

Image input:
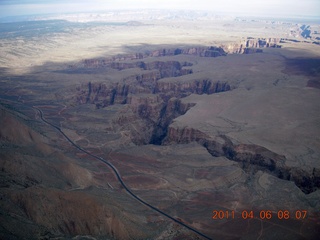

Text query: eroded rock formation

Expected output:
[70,47,320,195]
[68,39,282,71]
[75,58,231,111]
[222,37,282,54]
[163,125,320,194]
[73,58,232,146]
[70,46,226,70]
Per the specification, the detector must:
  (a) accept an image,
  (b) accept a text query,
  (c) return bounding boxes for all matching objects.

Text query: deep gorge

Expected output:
[71,57,320,195]
[66,42,320,195]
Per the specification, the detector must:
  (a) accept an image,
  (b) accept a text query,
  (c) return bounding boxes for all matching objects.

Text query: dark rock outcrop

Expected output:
[77,82,131,107]
[148,98,196,145]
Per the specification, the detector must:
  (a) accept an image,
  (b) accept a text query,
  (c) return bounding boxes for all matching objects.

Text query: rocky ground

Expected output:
[0,12,320,239]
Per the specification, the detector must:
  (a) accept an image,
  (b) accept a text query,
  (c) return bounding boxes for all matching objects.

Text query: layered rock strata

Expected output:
[163,126,320,194]
[69,39,281,70]
[72,49,319,195]
[222,37,282,54]
[74,59,232,145]
[71,46,226,69]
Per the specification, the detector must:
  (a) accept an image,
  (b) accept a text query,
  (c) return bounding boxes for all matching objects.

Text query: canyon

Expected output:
[67,45,319,195]
[0,12,320,240]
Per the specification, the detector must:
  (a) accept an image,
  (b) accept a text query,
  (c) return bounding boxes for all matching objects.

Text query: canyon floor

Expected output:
[0,11,320,239]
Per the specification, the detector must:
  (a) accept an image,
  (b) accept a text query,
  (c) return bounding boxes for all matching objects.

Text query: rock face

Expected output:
[71,39,281,71]
[75,60,197,108]
[120,61,192,77]
[73,58,232,145]
[75,57,231,108]
[69,46,227,70]
[79,78,231,108]
[163,125,320,194]
[68,39,282,72]
[222,37,282,54]
[155,79,231,96]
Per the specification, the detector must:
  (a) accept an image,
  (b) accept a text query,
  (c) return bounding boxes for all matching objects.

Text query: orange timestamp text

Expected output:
[212,210,308,220]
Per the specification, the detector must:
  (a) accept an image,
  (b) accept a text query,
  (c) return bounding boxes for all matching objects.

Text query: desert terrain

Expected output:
[0,10,320,240]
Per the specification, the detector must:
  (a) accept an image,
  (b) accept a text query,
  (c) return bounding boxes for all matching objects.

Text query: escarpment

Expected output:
[75,46,227,69]
[75,39,281,70]
[163,126,320,194]
[110,60,193,77]
[76,78,231,109]
[75,60,198,107]
[74,57,232,108]
[222,37,282,54]
[155,79,231,97]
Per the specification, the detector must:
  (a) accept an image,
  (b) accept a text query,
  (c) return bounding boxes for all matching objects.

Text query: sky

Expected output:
[0,0,319,19]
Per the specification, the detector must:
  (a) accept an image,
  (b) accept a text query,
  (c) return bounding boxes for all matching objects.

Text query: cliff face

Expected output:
[109,60,193,77]
[76,82,131,107]
[108,94,197,145]
[223,37,282,54]
[76,79,231,108]
[164,126,319,194]
[75,57,231,109]
[147,98,196,145]
[75,60,197,108]
[70,46,227,69]
[155,79,231,97]
[146,47,225,57]
[70,38,282,70]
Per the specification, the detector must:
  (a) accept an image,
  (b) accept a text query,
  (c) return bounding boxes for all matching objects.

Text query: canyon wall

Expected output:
[74,58,231,109]
[164,126,320,194]
[69,38,281,70]
[71,47,226,69]
[222,38,282,54]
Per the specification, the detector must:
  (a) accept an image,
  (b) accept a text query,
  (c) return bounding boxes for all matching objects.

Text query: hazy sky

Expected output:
[0,0,319,18]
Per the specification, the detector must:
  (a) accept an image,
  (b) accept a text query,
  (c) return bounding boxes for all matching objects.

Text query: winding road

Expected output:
[33,106,213,240]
